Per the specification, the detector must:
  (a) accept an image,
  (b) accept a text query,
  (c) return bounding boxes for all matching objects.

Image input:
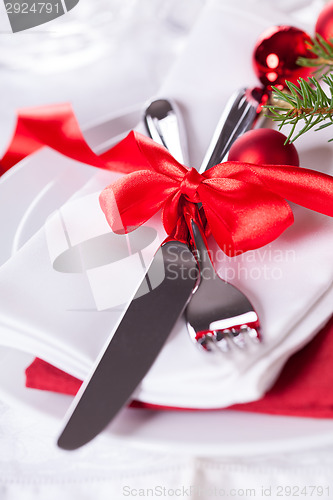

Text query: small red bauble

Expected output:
[228,129,300,166]
[315,1,333,42]
[253,26,316,90]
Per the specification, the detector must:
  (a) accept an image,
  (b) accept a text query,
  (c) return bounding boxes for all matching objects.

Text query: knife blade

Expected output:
[57,240,198,450]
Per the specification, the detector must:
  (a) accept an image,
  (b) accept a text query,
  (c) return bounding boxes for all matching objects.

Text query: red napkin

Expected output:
[25,315,333,418]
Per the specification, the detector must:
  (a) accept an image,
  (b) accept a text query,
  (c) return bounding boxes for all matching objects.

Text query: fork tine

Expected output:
[199,325,261,352]
[197,332,227,353]
[213,332,230,353]
[247,327,261,343]
[207,336,228,354]
[228,328,247,349]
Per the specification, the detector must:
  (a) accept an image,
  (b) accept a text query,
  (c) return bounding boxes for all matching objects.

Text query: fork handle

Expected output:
[191,89,264,274]
[199,87,264,173]
[190,219,216,277]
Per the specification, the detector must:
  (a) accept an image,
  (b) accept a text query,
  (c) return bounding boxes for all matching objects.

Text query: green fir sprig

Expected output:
[297,34,333,77]
[265,74,333,143]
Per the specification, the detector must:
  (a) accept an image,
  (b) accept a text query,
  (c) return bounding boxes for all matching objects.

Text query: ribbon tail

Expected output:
[245,163,333,218]
[0,103,186,180]
[0,103,109,175]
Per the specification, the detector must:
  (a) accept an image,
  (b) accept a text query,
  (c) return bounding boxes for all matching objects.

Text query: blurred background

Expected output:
[0,0,205,151]
[0,0,326,152]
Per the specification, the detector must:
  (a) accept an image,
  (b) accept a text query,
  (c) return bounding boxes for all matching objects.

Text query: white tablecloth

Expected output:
[1,0,333,498]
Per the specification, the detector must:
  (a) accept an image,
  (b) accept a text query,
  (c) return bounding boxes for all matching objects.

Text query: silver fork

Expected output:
[144,93,261,352]
[199,87,264,171]
[186,220,260,352]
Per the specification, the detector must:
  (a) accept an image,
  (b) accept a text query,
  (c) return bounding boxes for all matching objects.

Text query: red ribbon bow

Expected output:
[1,103,333,256]
[100,131,333,255]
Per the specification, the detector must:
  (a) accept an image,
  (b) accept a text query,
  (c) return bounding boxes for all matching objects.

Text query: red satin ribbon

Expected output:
[2,103,333,256]
[100,131,333,255]
[0,102,148,175]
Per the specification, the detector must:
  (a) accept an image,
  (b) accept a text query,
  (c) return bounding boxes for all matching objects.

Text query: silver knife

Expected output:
[58,99,198,451]
[58,241,198,450]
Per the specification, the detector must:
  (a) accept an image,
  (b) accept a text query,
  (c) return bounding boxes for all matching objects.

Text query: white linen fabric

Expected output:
[1,398,333,499]
[0,0,333,410]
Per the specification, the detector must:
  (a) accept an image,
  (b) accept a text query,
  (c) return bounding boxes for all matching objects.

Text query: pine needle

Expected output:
[264,75,333,142]
[297,34,333,77]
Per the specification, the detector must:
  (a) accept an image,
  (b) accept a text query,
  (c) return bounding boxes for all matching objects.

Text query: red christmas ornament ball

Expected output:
[315,1,333,42]
[253,26,316,89]
[228,129,299,166]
